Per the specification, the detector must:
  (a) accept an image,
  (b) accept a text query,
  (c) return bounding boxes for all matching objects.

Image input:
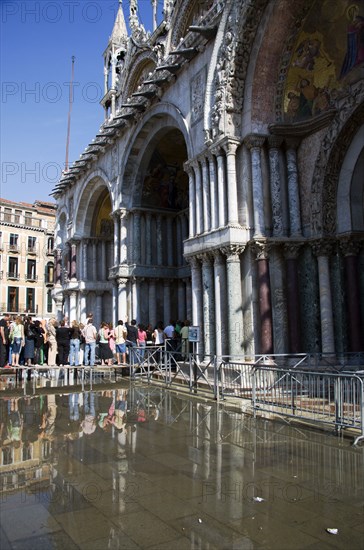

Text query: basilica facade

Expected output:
[52,0,364,358]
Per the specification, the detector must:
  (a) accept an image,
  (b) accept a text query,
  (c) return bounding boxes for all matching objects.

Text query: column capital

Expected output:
[244,134,266,150]
[221,244,245,261]
[267,135,283,149]
[185,255,200,269]
[250,240,271,260]
[339,237,361,257]
[196,252,213,266]
[311,239,334,257]
[211,249,225,265]
[117,277,128,285]
[119,208,129,220]
[221,137,241,155]
[283,242,303,260]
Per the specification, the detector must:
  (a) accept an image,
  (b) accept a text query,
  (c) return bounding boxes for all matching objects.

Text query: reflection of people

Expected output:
[340,6,364,79]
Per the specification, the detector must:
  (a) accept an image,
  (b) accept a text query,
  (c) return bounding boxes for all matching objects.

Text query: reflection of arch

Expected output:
[120,102,192,208]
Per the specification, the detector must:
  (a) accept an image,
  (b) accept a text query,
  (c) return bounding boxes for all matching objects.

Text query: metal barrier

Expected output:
[252,366,364,446]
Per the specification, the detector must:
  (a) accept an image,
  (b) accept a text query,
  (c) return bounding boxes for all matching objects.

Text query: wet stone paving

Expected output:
[0,380,363,549]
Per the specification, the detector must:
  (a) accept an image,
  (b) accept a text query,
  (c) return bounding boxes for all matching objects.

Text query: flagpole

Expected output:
[65,55,75,172]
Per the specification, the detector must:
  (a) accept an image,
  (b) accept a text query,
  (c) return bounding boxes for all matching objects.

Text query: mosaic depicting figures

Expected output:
[284,0,364,122]
[141,151,188,211]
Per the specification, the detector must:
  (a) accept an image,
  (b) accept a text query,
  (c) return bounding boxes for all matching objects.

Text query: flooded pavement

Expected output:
[0,381,363,549]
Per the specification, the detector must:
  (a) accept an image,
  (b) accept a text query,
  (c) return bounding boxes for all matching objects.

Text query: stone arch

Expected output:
[123,53,157,99]
[337,125,364,233]
[74,170,112,237]
[55,209,67,248]
[169,0,214,50]
[311,96,364,236]
[120,102,193,208]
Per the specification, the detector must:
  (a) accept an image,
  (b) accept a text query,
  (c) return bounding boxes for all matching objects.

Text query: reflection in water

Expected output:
[0,383,363,548]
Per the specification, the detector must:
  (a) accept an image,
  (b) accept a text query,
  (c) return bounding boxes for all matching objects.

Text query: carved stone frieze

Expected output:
[211,0,268,140]
[311,85,364,236]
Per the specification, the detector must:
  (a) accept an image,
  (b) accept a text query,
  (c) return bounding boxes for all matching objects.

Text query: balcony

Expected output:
[25,274,38,282]
[7,272,20,280]
[27,246,37,256]
[8,244,20,253]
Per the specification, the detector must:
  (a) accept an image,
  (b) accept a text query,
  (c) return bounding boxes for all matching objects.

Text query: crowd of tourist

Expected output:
[0,313,192,369]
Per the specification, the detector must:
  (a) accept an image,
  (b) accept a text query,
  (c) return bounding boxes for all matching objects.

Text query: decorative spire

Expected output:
[110,0,128,45]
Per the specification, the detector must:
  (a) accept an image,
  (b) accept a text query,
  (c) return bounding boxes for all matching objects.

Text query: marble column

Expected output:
[193,160,203,235]
[119,210,128,264]
[214,148,226,228]
[148,279,157,329]
[166,217,174,266]
[184,163,196,238]
[178,280,186,321]
[163,280,171,324]
[92,241,98,281]
[70,243,77,280]
[185,278,192,321]
[245,135,266,238]
[112,282,118,327]
[131,278,138,320]
[312,241,335,354]
[208,153,218,231]
[146,213,152,265]
[284,243,303,353]
[80,291,87,324]
[64,294,70,321]
[340,238,363,352]
[69,291,77,321]
[200,253,215,357]
[112,211,120,266]
[221,245,245,357]
[201,157,211,233]
[251,242,273,354]
[101,241,107,280]
[55,249,62,285]
[285,138,302,237]
[95,292,103,328]
[222,138,240,225]
[188,257,203,355]
[82,240,88,281]
[268,136,284,237]
[212,250,227,357]
[176,216,182,266]
[156,216,163,265]
[117,278,128,320]
[133,211,141,264]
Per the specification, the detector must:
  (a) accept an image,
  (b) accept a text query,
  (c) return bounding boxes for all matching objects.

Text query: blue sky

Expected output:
[0,0,163,205]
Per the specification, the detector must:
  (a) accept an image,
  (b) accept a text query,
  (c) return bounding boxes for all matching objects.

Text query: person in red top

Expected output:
[137,323,147,361]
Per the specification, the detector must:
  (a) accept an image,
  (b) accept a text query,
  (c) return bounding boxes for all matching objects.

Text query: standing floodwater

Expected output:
[0,382,363,549]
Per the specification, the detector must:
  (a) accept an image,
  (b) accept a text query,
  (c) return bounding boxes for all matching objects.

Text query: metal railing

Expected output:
[128,349,364,445]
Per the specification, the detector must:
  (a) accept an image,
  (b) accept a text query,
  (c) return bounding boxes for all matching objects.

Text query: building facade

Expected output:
[0,198,56,319]
[53,0,364,357]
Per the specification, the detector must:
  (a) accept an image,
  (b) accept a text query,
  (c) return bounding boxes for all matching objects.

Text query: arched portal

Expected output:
[122,127,190,327]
